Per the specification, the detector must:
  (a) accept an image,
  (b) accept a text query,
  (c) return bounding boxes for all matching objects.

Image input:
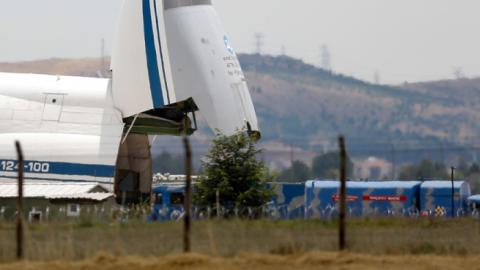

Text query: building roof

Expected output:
[46,193,114,201]
[0,182,108,198]
[153,183,186,193]
[305,180,422,189]
[420,181,467,189]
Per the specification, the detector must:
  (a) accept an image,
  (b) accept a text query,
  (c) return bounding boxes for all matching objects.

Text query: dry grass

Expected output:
[0,252,479,270]
[0,218,479,263]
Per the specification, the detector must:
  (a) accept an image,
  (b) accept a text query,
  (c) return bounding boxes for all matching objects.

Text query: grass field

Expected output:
[1,252,480,270]
[0,218,479,266]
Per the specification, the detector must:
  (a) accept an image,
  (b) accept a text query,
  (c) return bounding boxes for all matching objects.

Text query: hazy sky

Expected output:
[0,0,479,84]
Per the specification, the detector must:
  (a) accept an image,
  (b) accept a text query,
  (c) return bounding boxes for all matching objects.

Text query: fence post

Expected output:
[451,167,455,218]
[391,143,396,180]
[15,141,24,260]
[183,135,192,253]
[216,189,220,218]
[338,135,347,251]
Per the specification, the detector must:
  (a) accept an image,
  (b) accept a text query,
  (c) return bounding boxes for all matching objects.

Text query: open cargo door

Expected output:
[114,134,152,204]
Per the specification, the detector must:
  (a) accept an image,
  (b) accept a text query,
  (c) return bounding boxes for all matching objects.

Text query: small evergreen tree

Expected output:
[194,133,272,214]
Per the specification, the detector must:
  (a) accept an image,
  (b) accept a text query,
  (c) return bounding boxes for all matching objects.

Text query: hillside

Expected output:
[0,58,108,77]
[240,54,480,146]
[1,55,478,167]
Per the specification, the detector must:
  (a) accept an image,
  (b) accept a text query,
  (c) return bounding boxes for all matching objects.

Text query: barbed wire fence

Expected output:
[1,137,480,262]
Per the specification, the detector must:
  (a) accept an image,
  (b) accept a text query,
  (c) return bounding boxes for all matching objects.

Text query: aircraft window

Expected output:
[170,193,184,205]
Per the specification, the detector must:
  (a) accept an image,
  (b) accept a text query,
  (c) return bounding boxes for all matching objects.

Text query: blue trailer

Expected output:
[150,180,473,220]
[420,181,471,217]
[268,182,305,219]
[305,180,422,218]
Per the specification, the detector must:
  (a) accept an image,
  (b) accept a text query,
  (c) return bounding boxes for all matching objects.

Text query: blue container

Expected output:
[151,183,186,221]
[420,181,471,217]
[269,182,305,219]
[305,180,421,218]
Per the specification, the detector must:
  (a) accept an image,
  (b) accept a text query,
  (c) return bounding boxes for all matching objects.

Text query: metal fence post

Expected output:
[183,135,192,253]
[451,167,456,218]
[338,135,347,251]
[15,141,24,260]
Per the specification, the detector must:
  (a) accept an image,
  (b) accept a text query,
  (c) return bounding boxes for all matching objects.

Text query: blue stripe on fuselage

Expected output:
[0,159,115,178]
[143,0,164,108]
[0,175,114,185]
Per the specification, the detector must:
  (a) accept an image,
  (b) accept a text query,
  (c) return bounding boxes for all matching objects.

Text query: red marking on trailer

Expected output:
[362,195,407,201]
[332,195,359,202]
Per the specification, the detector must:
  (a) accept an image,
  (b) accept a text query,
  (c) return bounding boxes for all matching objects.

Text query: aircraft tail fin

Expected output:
[111,0,176,118]
[111,0,260,136]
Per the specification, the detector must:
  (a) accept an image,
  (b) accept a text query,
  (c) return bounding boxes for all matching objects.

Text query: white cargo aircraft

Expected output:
[0,0,259,201]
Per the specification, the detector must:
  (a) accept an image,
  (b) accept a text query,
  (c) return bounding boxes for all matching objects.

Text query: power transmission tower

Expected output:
[320,44,331,71]
[453,67,465,79]
[374,71,380,84]
[281,45,286,56]
[254,33,265,55]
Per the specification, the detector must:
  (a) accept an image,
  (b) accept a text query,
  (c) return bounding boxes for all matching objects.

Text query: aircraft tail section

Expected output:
[112,0,260,137]
[111,0,176,117]
[164,0,259,136]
